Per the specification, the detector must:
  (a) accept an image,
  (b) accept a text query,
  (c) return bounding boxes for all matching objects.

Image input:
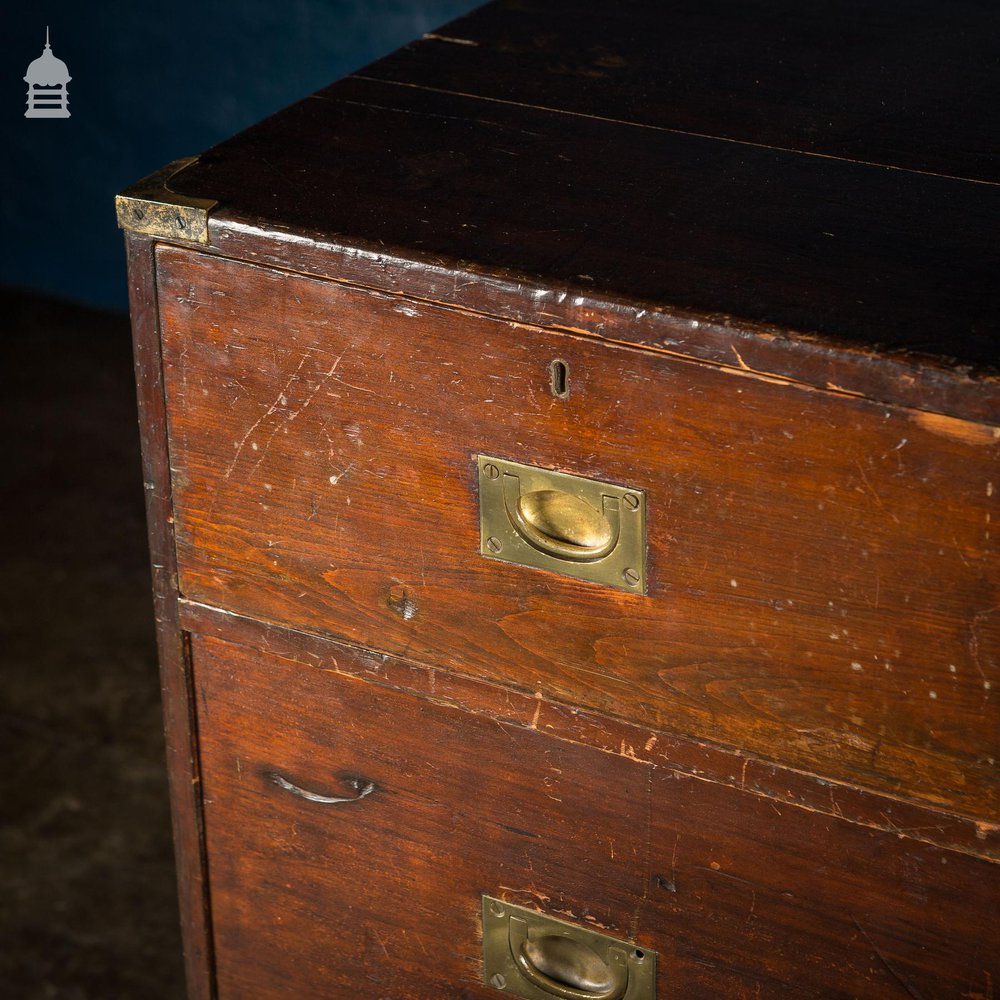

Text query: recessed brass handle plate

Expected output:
[478,456,646,593]
[482,896,656,1000]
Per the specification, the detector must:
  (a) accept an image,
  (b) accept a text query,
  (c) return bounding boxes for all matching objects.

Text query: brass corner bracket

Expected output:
[115,156,218,244]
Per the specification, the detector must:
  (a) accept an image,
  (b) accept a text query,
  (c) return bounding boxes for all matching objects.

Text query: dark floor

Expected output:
[0,289,185,997]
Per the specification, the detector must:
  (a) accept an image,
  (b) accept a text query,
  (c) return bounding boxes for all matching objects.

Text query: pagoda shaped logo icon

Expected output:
[24,28,71,118]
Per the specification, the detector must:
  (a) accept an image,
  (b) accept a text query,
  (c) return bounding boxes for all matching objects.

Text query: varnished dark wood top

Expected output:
[170,0,1000,376]
[367,0,1000,185]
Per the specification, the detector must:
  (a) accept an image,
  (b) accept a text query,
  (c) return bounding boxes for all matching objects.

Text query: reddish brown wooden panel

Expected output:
[174,75,1000,374]
[159,247,1000,821]
[193,632,999,999]
[204,215,1000,425]
[125,233,214,999]
[179,598,1000,862]
[194,634,651,999]
[646,771,1000,999]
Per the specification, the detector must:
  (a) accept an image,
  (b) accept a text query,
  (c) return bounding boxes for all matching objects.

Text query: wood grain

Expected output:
[363,0,1000,183]
[157,246,1000,823]
[645,767,1000,999]
[168,72,1000,380]
[195,632,649,999]
[179,598,1000,862]
[124,233,214,999]
[201,209,1000,425]
[126,6,1000,996]
[193,631,1000,999]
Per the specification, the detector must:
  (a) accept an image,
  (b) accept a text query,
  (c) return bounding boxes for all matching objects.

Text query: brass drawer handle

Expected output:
[512,921,629,1000]
[482,896,655,1000]
[503,474,621,563]
[266,771,375,805]
[478,456,646,593]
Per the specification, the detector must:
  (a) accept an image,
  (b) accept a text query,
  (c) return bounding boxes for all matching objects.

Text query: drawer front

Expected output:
[159,246,1000,820]
[193,633,999,999]
[196,634,650,999]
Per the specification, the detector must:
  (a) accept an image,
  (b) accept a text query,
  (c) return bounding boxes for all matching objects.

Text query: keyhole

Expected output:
[550,359,570,398]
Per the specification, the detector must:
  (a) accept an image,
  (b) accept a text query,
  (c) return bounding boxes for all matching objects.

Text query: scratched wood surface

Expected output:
[179,599,1000,862]
[124,234,213,999]
[193,632,1000,999]
[173,73,1000,379]
[199,200,999,425]
[157,246,1000,824]
[127,4,1000,996]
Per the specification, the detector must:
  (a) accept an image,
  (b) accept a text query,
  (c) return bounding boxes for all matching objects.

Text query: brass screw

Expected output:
[484,463,500,480]
[623,567,640,586]
[490,973,507,990]
[486,536,503,553]
[623,493,640,511]
[489,901,506,917]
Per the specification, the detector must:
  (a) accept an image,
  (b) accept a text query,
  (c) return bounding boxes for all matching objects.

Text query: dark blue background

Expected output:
[3,1,479,310]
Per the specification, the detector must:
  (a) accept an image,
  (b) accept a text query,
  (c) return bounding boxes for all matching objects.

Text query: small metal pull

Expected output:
[478,456,647,594]
[512,919,628,1000]
[504,476,621,563]
[483,896,655,1000]
[266,771,376,805]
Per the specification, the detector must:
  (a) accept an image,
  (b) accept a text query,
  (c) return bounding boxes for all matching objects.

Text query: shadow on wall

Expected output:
[2,0,480,311]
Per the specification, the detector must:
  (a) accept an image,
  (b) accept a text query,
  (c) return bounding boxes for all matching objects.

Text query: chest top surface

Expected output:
[125,0,1000,410]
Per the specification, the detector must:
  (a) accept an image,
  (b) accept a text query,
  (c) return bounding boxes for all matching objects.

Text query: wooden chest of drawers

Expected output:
[119,2,999,997]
